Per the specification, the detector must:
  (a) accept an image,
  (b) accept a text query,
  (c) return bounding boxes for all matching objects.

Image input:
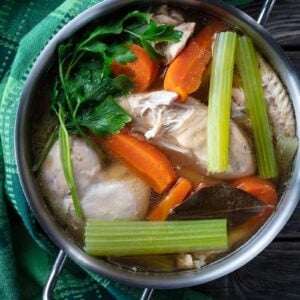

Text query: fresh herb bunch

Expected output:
[50,10,182,218]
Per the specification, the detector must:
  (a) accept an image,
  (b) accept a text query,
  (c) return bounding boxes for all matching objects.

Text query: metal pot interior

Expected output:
[15,0,300,289]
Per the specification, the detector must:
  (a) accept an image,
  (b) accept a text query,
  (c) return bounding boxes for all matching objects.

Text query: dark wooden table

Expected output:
[194,1,300,298]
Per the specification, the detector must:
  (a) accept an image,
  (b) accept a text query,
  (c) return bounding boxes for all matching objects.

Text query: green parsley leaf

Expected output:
[77,96,132,137]
[108,44,137,65]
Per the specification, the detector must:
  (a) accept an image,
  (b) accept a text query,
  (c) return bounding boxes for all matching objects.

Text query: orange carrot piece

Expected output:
[164,21,223,101]
[110,44,159,92]
[231,176,277,206]
[230,177,277,245]
[101,132,177,194]
[147,178,192,221]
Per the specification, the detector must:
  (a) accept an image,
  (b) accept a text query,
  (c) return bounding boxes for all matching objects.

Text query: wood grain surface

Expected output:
[194,1,300,299]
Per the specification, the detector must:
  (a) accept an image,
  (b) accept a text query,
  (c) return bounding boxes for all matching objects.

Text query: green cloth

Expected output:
[0,0,252,299]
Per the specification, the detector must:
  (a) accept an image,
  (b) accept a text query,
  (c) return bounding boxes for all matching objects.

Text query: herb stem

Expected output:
[57,107,83,218]
[32,127,58,173]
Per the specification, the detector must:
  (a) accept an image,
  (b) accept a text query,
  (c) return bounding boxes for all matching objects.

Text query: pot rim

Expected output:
[15,0,300,289]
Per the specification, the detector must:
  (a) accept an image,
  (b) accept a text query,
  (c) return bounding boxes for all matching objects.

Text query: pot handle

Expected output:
[43,250,67,300]
[257,0,277,26]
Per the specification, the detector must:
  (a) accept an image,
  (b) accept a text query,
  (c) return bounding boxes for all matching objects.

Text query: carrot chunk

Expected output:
[230,177,277,246]
[231,176,277,206]
[110,44,159,92]
[148,178,192,221]
[164,21,223,101]
[101,132,177,193]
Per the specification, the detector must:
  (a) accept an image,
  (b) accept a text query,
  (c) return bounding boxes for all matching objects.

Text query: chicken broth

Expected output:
[32,4,297,272]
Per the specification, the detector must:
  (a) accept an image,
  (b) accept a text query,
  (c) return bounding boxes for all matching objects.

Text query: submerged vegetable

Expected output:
[100,132,177,193]
[231,176,277,206]
[207,32,237,173]
[168,186,272,228]
[164,21,223,101]
[148,177,192,221]
[85,219,228,256]
[276,135,298,174]
[236,36,278,178]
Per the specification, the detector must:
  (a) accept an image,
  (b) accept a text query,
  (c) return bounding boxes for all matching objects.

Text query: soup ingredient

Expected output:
[152,5,195,65]
[100,132,177,193]
[236,36,278,179]
[231,87,251,130]
[259,55,296,137]
[231,176,277,205]
[118,90,178,139]
[207,32,237,173]
[40,137,150,231]
[76,96,132,137]
[151,5,196,64]
[151,5,184,26]
[176,253,207,270]
[110,44,159,92]
[122,11,183,60]
[148,177,192,221]
[57,109,83,217]
[158,22,195,65]
[119,93,255,180]
[231,55,296,138]
[84,219,228,256]
[79,163,150,221]
[164,21,223,101]
[168,186,273,228]
[276,135,298,173]
[32,126,58,172]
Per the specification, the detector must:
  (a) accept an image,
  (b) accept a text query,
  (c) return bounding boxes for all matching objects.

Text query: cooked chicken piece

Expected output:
[231,55,296,137]
[40,137,151,232]
[151,5,195,64]
[156,22,195,65]
[119,90,178,139]
[151,5,184,26]
[231,87,252,131]
[176,254,194,269]
[40,137,102,202]
[119,92,256,180]
[259,55,296,137]
[176,253,207,269]
[80,163,150,221]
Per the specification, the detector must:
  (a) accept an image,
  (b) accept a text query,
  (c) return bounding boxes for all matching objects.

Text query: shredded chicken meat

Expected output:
[119,91,256,180]
[151,5,195,64]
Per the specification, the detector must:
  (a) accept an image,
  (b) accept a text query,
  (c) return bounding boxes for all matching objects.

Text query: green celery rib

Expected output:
[236,36,278,178]
[84,219,228,256]
[207,32,237,173]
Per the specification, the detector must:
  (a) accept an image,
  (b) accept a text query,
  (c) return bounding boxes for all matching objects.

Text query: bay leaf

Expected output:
[168,185,274,228]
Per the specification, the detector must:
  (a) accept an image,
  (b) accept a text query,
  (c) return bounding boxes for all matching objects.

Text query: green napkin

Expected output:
[0,0,253,299]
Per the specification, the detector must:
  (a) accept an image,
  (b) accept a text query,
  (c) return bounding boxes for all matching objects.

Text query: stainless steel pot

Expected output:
[15,0,300,299]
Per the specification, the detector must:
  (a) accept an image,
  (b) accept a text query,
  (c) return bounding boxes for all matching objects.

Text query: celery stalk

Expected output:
[236,36,277,178]
[207,32,237,173]
[85,219,228,256]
